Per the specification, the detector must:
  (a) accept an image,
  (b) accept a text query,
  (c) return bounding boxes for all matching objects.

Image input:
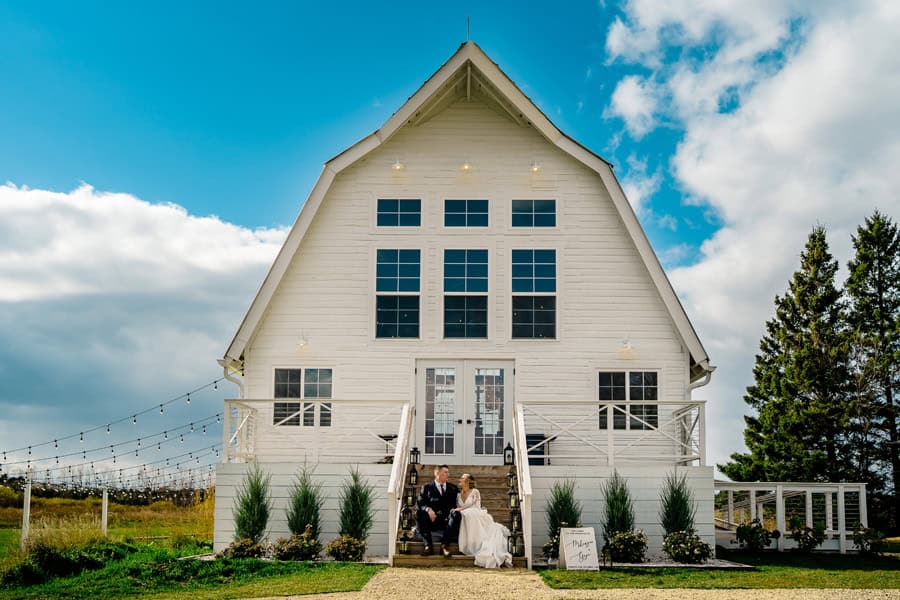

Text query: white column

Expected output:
[825,492,833,533]
[698,403,706,466]
[102,488,109,537]
[222,405,231,463]
[805,490,813,528]
[20,473,32,550]
[607,406,614,466]
[775,485,785,551]
[749,490,756,522]
[739,507,745,524]
[837,484,846,554]
[727,491,735,528]
[859,484,868,528]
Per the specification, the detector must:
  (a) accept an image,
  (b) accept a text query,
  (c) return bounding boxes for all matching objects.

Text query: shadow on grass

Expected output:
[718,549,900,572]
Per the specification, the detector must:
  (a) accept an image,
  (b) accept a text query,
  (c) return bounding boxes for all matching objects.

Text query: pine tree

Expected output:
[847,210,900,528]
[721,227,852,482]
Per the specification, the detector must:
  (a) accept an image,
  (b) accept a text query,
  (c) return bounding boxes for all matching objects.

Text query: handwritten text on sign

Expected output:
[559,527,599,570]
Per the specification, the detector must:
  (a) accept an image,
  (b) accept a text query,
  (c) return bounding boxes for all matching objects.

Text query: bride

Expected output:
[451,473,513,568]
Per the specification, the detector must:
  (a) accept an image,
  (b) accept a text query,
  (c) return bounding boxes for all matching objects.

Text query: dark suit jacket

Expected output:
[416,480,459,520]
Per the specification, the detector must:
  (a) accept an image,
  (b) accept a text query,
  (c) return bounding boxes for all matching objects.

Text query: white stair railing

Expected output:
[387,400,414,565]
[512,401,533,568]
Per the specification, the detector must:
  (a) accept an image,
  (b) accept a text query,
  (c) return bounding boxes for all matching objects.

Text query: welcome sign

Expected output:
[558,527,600,570]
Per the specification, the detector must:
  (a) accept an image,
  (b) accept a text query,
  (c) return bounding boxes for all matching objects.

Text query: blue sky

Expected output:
[2,1,899,477]
[0,0,711,260]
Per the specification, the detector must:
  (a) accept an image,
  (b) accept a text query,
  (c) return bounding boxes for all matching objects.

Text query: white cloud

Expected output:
[606,1,900,471]
[607,75,661,138]
[0,184,287,461]
[620,154,662,213]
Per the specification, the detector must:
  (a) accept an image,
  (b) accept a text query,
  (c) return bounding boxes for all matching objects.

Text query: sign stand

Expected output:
[559,527,600,570]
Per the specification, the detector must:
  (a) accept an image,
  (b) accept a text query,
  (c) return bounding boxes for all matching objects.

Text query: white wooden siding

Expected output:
[213,462,391,554]
[529,466,715,558]
[238,98,691,465]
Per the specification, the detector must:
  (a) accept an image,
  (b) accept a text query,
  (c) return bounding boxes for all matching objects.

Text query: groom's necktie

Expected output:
[440,484,444,495]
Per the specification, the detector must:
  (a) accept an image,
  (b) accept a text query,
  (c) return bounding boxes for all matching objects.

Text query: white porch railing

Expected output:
[386,400,414,565]
[511,401,533,567]
[221,399,405,463]
[714,481,868,553]
[518,399,706,466]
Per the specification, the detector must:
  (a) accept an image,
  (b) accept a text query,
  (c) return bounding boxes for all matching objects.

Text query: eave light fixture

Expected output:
[530,160,542,173]
[391,158,405,171]
[460,159,473,172]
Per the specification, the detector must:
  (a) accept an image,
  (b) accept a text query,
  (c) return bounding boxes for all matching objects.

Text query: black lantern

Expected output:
[503,442,514,466]
[399,530,410,554]
[405,486,416,507]
[409,446,421,465]
[509,508,521,532]
[507,488,519,509]
[511,532,525,557]
[400,505,413,530]
[506,470,518,490]
[408,466,419,487]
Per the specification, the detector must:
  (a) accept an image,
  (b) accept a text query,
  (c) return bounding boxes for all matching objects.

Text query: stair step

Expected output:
[393,554,528,568]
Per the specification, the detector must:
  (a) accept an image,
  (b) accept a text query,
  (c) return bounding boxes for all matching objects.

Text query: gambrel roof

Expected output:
[223,41,712,381]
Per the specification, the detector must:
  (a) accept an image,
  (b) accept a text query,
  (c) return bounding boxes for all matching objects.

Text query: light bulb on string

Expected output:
[110,445,114,454]
[80,432,83,443]
[157,442,161,451]
[186,393,190,404]
[159,404,164,415]
[202,425,206,435]
[28,446,31,456]
[214,381,217,390]
[216,415,220,424]
[106,424,110,434]
[180,434,184,444]
[164,430,168,439]
[137,438,141,447]
[133,416,137,425]
[190,422,194,433]
[54,439,58,448]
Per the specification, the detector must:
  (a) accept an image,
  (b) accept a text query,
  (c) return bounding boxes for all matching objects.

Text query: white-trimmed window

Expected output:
[444,249,488,338]
[511,249,556,338]
[274,368,333,427]
[598,371,658,430]
[376,249,420,338]
[512,199,556,227]
[445,199,488,227]
[377,199,421,227]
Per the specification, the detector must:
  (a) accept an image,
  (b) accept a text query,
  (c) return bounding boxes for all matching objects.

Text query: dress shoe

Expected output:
[441,544,451,558]
[421,544,433,556]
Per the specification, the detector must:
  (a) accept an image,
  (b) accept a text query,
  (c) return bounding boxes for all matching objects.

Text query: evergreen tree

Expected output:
[721,227,852,482]
[847,210,900,529]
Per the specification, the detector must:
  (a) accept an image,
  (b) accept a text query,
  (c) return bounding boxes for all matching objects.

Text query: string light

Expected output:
[80,432,83,443]
[133,415,137,425]
[107,424,110,434]
[186,393,190,405]
[54,439,58,448]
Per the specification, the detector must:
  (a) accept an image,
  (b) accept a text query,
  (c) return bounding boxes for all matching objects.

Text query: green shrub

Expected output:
[1,540,138,586]
[287,466,324,539]
[788,516,825,553]
[272,525,322,561]
[662,530,712,563]
[600,471,634,541]
[658,471,696,535]
[735,519,774,551]
[0,484,19,507]
[543,479,582,559]
[852,524,885,555]
[607,529,647,563]
[338,468,374,541]
[233,464,272,544]
[221,537,267,558]
[325,535,366,561]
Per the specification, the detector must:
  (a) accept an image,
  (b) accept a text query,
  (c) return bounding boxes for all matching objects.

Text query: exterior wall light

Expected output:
[530,160,541,173]
[461,160,473,172]
[392,159,405,171]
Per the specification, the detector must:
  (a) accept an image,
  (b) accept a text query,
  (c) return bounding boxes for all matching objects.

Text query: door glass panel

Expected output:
[425,368,455,455]
[473,368,504,455]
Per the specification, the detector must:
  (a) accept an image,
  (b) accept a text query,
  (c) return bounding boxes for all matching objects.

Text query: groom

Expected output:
[415,464,461,557]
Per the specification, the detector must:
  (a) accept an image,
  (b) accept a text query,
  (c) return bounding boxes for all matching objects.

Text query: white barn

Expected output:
[213,42,864,564]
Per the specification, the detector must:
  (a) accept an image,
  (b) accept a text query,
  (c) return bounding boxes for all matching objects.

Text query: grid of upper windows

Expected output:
[273,368,333,427]
[512,200,556,227]
[445,199,488,227]
[512,250,556,293]
[376,249,421,339]
[377,199,421,227]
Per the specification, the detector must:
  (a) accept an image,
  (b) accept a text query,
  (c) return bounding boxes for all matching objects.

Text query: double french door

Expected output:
[415,360,514,465]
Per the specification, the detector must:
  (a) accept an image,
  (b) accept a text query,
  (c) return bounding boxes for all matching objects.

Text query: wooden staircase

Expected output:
[393,464,527,568]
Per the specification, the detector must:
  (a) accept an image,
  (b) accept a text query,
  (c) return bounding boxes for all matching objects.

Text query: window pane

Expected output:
[512,249,555,294]
[274,368,302,398]
[376,296,419,338]
[273,402,301,426]
[377,249,419,293]
[512,200,555,228]
[444,249,488,293]
[319,403,332,427]
[511,296,555,339]
[398,212,420,226]
[444,295,488,338]
[303,402,315,427]
[445,200,488,227]
[377,199,420,227]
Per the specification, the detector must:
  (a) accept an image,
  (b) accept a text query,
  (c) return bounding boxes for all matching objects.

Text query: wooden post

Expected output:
[749,489,756,522]
[102,488,109,537]
[20,472,32,550]
[858,484,868,528]
[775,485,785,551]
[727,491,734,528]
[837,484,846,554]
[805,490,813,528]
[825,492,833,533]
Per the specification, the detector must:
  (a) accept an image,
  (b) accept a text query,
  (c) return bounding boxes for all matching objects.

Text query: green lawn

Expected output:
[540,552,900,589]
[0,529,18,558]
[0,546,383,600]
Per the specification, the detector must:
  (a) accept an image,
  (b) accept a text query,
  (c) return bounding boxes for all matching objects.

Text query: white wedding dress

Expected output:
[456,488,513,568]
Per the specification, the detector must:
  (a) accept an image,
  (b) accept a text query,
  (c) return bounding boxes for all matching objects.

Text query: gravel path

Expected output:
[247,566,900,600]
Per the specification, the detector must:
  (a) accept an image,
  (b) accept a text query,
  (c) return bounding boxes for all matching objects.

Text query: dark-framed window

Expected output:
[274,368,334,427]
[511,249,556,338]
[377,199,421,227]
[376,249,420,338]
[444,249,488,338]
[512,199,556,227]
[445,199,488,227]
[598,371,658,430]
